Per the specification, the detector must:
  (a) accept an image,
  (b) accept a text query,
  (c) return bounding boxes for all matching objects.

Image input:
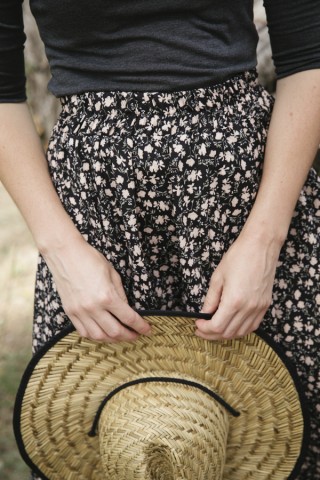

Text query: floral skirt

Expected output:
[32,70,320,479]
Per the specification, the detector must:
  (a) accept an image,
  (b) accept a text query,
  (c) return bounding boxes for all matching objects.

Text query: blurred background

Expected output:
[0,1,319,478]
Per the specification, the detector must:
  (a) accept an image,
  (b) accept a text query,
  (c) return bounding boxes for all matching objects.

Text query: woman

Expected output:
[0,0,319,478]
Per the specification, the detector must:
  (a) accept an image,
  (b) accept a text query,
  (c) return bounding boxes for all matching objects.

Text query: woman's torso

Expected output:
[29,0,258,95]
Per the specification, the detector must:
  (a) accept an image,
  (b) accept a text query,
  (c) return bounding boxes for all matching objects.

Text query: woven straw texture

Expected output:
[18,315,303,479]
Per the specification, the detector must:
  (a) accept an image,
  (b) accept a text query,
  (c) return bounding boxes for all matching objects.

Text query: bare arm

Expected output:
[197,69,320,339]
[0,102,151,341]
[0,103,78,247]
[242,70,320,242]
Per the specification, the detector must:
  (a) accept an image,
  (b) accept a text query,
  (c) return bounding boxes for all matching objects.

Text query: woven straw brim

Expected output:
[14,313,307,480]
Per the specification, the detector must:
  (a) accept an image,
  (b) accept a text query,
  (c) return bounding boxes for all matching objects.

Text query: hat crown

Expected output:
[99,381,230,479]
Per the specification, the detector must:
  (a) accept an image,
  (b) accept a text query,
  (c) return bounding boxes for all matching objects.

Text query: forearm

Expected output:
[241,69,320,246]
[0,103,151,340]
[0,102,81,252]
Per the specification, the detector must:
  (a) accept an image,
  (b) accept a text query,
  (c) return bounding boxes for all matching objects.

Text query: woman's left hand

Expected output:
[195,230,283,340]
[195,70,320,341]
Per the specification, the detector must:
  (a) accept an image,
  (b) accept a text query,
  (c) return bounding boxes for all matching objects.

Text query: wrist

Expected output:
[37,226,84,258]
[239,217,288,250]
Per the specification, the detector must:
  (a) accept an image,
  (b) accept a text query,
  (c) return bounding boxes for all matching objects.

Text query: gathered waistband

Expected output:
[59,70,259,116]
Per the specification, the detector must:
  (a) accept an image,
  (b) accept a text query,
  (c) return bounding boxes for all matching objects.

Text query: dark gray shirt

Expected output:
[0,0,320,102]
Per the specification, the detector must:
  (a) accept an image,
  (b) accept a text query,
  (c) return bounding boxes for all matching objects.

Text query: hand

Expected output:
[42,235,152,342]
[195,231,282,340]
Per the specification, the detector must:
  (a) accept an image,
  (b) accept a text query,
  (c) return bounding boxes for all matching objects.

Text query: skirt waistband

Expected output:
[59,70,259,116]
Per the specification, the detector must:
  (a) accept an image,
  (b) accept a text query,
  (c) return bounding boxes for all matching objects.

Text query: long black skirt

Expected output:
[32,70,320,478]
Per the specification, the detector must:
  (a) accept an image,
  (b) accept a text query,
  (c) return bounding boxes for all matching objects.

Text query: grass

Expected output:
[0,349,32,479]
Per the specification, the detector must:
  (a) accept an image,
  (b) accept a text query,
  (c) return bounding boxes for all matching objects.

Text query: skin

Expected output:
[197,69,320,339]
[0,102,151,342]
[0,70,320,343]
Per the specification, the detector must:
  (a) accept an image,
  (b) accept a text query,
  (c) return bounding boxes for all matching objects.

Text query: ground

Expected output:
[0,184,37,479]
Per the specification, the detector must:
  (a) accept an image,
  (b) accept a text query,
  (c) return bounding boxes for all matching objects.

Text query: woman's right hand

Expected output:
[42,235,152,342]
[0,103,151,343]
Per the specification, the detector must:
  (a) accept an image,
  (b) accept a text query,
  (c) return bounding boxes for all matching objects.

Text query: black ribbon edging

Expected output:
[13,309,311,480]
[88,376,240,437]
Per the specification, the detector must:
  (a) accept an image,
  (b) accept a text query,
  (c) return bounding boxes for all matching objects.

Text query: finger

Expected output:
[104,293,152,336]
[69,311,139,343]
[221,314,256,339]
[195,316,253,340]
[69,315,88,337]
[210,298,269,339]
[195,302,234,335]
[84,321,119,342]
[95,311,141,342]
[70,315,118,342]
[195,330,225,341]
[236,312,265,338]
[199,270,223,314]
[195,310,263,340]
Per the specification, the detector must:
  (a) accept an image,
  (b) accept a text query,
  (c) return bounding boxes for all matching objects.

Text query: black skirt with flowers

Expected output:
[32,70,320,479]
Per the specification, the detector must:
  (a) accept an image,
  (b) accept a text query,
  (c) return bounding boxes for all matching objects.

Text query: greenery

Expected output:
[0,350,32,479]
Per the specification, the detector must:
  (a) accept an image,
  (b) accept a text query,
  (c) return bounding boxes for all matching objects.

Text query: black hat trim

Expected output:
[88,376,240,437]
[13,309,311,480]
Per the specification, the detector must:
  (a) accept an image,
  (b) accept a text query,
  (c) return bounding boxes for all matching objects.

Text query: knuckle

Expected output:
[81,300,96,312]
[90,331,106,342]
[246,299,259,312]
[212,322,225,334]
[102,290,116,306]
[229,296,243,311]
[107,326,121,339]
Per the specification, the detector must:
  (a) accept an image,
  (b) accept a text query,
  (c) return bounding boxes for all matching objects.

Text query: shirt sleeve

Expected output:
[263,0,320,79]
[0,0,27,103]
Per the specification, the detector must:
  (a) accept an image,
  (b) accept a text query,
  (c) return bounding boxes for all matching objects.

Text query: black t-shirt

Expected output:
[0,0,320,102]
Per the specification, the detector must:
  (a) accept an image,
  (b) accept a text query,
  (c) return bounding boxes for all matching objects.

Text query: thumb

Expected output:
[199,270,223,315]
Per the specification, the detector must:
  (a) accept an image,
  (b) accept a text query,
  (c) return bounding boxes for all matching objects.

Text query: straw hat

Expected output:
[14,310,309,480]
